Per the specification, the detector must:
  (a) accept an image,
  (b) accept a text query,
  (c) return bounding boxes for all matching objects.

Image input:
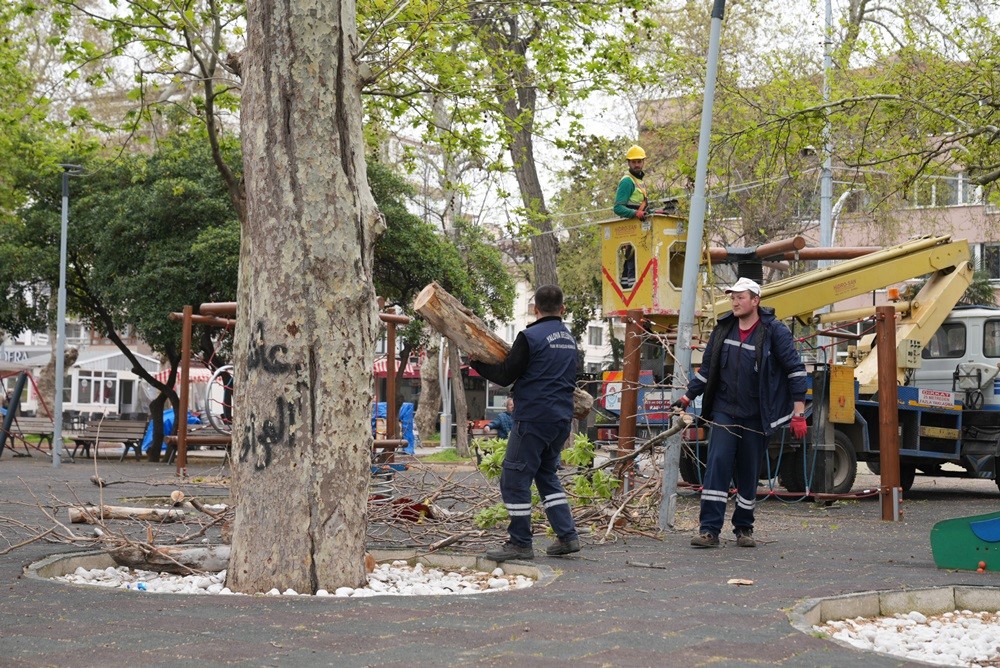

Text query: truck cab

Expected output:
[912,306,1000,410]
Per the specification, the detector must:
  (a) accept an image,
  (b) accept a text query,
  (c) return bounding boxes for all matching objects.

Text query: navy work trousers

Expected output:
[500,420,578,546]
[699,411,766,537]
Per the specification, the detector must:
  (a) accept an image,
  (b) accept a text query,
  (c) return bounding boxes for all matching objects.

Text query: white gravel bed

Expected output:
[816,609,1000,667]
[53,560,533,597]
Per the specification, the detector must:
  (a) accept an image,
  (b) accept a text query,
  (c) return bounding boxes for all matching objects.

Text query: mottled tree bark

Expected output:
[230,0,381,594]
[36,345,77,419]
[448,344,470,457]
[414,331,440,440]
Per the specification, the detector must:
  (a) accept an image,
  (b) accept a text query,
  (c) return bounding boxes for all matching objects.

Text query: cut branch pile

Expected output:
[1,421,698,571]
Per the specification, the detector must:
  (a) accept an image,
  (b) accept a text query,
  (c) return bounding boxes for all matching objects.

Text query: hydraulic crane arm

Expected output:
[713,235,971,321]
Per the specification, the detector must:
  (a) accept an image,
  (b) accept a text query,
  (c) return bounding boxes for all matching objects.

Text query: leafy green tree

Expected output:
[358,0,671,287]
[0,2,63,232]
[370,159,514,411]
[640,0,1000,248]
[5,129,241,457]
[551,134,631,341]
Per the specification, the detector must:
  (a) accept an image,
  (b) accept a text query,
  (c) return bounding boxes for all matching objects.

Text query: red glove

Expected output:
[670,396,690,412]
[790,415,808,439]
[635,201,647,220]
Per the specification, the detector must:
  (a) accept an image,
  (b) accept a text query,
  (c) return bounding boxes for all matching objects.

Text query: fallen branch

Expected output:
[68,505,187,524]
[0,526,57,556]
[108,543,230,574]
[595,415,690,471]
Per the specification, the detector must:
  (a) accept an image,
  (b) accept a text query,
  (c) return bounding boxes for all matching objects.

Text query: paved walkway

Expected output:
[1,451,997,667]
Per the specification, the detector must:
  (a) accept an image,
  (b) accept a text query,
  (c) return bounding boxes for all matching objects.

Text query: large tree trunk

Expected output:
[231,0,381,594]
[144,392,169,462]
[448,344,470,457]
[508,121,559,287]
[36,345,77,419]
[414,333,441,441]
[469,8,559,287]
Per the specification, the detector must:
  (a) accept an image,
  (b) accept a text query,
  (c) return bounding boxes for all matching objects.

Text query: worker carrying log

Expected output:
[412,282,593,419]
[413,283,588,561]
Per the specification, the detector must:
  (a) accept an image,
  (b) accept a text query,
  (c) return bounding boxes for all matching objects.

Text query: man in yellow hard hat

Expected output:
[614,145,649,220]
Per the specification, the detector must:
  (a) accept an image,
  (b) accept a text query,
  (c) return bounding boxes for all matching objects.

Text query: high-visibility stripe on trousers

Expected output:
[698,412,766,537]
[499,420,579,547]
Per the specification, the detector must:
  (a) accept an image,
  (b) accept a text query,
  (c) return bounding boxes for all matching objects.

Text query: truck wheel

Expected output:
[679,444,706,485]
[778,448,807,493]
[866,460,881,475]
[900,464,916,492]
[826,430,857,495]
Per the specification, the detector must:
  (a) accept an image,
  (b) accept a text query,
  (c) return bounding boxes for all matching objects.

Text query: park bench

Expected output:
[1,416,56,458]
[69,419,149,462]
[7,416,56,448]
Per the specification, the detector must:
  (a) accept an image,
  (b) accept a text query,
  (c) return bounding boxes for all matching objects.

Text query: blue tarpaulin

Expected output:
[141,408,202,453]
[372,402,415,454]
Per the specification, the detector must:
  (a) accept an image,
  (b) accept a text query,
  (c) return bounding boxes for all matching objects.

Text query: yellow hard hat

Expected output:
[626,145,646,160]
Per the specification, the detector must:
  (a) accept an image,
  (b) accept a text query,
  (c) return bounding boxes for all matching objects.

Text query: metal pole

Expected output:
[438,336,451,450]
[819,0,833,255]
[53,165,81,467]
[660,0,726,530]
[814,0,835,402]
[875,306,901,521]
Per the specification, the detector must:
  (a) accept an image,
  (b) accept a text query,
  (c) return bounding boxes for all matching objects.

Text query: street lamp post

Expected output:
[52,164,82,467]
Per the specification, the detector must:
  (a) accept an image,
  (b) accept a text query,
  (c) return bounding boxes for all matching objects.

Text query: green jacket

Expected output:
[614,173,647,218]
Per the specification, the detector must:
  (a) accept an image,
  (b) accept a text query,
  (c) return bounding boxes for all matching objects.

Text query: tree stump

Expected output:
[413,282,593,419]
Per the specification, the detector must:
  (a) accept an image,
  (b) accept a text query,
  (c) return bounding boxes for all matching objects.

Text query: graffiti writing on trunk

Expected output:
[240,397,297,471]
[247,321,292,374]
[240,321,299,471]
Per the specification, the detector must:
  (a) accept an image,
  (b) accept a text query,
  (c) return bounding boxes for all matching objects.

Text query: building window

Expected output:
[979,244,1000,281]
[906,172,980,208]
[587,326,603,347]
[121,380,134,406]
[505,324,517,343]
[65,323,87,344]
[76,370,118,406]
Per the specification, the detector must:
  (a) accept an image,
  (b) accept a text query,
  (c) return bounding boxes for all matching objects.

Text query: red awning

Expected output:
[374,358,420,378]
[152,367,216,384]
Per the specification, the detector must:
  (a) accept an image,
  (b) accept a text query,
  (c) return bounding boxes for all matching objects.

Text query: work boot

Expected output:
[545,537,581,556]
[690,532,720,548]
[735,531,756,548]
[486,541,534,562]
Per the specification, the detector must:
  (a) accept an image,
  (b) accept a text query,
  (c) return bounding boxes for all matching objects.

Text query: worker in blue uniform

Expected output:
[470,285,581,561]
[673,277,809,548]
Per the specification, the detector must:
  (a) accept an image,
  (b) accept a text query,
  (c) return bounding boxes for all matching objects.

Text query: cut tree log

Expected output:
[413,282,594,419]
[413,282,510,363]
[108,544,230,574]
[68,505,187,524]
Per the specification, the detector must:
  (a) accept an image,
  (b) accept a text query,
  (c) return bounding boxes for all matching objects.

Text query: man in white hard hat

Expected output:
[614,145,649,220]
[672,277,808,548]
